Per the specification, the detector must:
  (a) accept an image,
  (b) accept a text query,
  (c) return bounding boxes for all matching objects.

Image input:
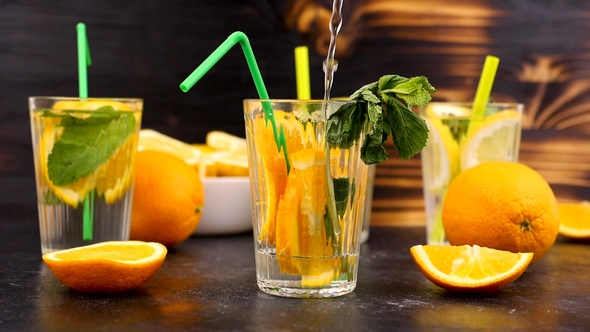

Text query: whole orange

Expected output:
[131,150,204,246]
[442,161,559,264]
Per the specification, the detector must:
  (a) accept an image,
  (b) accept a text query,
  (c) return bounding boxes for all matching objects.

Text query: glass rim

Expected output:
[422,101,524,107]
[243,99,349,103]
[28,96,143,102]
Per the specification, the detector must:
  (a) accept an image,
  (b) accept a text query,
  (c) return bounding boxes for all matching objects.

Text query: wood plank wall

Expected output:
[1,0,588,226]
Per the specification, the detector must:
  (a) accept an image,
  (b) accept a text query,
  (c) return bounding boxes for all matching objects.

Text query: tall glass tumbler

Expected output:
[244,99,369,298]
[29,97,143,254]
[419,102,523,245]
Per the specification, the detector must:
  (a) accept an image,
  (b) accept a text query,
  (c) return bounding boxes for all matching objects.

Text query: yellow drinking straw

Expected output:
[77,22,94,241]
[294,46,311,99]
[467,55,500,136]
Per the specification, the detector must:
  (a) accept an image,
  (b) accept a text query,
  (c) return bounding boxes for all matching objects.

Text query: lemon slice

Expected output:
[460,110,522,171]
[38,104,138,208]
[53,100,133,111]
[39,114,97,208]
[301,266,335,287]
[209,151,249,177]
[96,134,137,204]
[206,131,247,152]
[138,129,202,166]
[423,103,471,118]
[423,118,460,191]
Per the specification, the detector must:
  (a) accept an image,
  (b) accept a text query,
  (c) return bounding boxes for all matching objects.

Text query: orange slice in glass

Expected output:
[275,169,304,275]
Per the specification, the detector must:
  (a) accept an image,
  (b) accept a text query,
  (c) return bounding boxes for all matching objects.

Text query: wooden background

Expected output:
[1,0,589,226]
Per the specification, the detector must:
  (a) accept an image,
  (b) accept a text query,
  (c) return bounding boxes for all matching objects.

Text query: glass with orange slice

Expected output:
[244,99,370,298]
[29,97,143,254]
[418,102,524,245]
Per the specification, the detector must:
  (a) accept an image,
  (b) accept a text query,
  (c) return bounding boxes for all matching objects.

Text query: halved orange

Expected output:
[558,201,590,239]
[42,241,167,293]
[410,244,533,293]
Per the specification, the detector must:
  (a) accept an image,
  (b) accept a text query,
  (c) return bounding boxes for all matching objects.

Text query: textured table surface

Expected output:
[1,219,589,331]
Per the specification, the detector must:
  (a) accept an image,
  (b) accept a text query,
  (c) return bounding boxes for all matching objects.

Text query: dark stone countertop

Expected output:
[2,219,590,331]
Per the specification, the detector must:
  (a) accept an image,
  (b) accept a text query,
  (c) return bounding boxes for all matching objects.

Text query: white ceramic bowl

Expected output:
[194,177,253,235]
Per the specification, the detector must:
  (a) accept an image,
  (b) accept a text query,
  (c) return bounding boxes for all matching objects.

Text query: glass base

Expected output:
[257,279,356,298]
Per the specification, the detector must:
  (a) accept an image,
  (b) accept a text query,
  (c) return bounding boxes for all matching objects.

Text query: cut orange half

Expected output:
[410,244,533,293]
[558,201,590,239]
[42,241,167,293]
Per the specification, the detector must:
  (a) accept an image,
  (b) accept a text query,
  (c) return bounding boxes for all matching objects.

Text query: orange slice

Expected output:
[138,129,202,166]
[558,201,590,239]
[253,116,288,246]
[209,151,249,177]
[206,130,247,152]
[275,169,304,274]
[42,241,167,293]
[410,244,533,293]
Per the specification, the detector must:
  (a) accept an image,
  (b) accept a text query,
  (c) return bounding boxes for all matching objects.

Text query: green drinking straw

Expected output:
[77,22,94,241]
[179,31,290,172]
[467,55,500,136]
[294,46,311,99]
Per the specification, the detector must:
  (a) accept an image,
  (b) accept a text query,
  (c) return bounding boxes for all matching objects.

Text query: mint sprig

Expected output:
[47,106,136,186]
[326,74,436,164]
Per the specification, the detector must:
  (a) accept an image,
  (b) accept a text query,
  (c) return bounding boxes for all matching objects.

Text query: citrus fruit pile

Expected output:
[138,129,249,178]
[42,241,167,293]
[196,130,249,177]
[442,161,559,264]
[558,201,590,240]
[131,150,204,247]
[37,100,141,208]
[410,244,533,293]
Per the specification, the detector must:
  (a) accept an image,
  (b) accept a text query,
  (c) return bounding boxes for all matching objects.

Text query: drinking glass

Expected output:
[244,99,369,298]
[419,102,523,244]
[29,97,143,254]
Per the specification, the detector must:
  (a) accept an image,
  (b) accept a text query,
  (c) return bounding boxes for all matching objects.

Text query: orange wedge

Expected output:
[558,201,590,239]
[410,244,533,293]
[42,241,167,293]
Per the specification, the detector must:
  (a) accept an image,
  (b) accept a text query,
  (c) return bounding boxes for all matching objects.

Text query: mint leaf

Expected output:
[333,177,351,219]
[327,74,435,164]
[325,102,365,150]
[389,76,436,106]
[47,106,136,186]
[385,98,430,160]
